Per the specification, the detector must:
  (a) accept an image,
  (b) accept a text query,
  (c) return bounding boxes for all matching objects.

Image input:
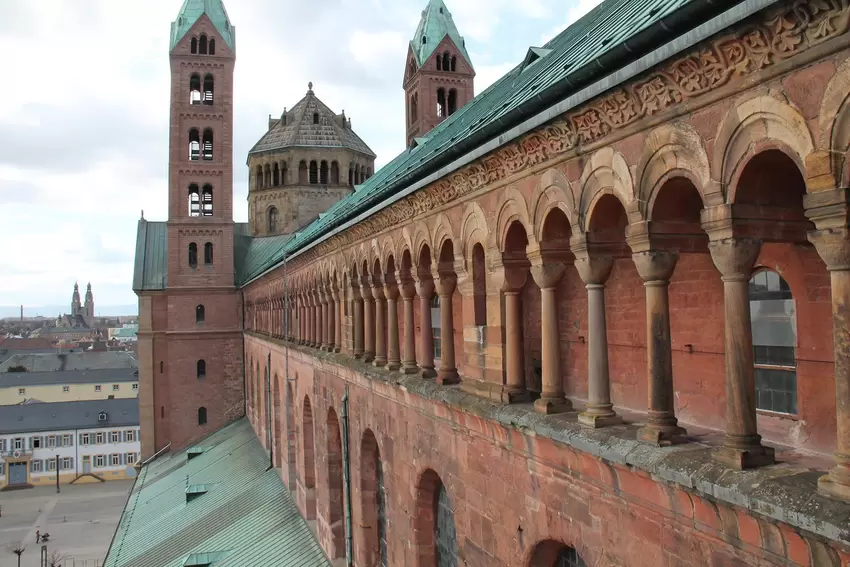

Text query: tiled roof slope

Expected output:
[411,0,474,69]
[0,368,138,388]
[249,86,376,158]
[245,0,723,281]
[104,419,330,567]
[0,398,139,434]
[170,0,235,51]
[0,351,138,372]
[133,220,167,292]
[234,224,294,286]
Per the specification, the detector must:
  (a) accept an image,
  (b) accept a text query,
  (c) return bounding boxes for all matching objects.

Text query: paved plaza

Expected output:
[0,481,133,567]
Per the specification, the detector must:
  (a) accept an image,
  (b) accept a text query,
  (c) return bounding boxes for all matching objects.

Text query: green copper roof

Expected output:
[133,220,167,291]
[104,419,330,567]
[170,0,235,52]
[411,0,473,69]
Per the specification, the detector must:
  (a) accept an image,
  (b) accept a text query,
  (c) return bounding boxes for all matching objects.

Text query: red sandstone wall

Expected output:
[246,338,850,567]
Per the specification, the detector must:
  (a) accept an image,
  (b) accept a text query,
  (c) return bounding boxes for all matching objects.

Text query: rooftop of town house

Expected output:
[0,367,139,388]
[0,350,138,373]
[0,398,139,434]
[103,418,330,567]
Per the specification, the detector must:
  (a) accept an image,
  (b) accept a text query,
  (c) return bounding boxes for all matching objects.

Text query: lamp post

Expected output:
[54,450,60,494]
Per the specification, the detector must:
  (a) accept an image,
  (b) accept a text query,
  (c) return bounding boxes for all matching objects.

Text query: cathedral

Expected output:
[58,282,94,329]
[125,0,850,565]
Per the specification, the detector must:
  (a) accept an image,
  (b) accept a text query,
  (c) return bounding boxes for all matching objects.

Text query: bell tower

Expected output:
[141,0,243,456]
[403,0,475,148]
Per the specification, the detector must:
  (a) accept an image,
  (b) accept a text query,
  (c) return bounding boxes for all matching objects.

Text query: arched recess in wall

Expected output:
[326,408,346,559]
[414,469,458,567]
[526,539,589,567]
[714,95,814,203]
[273,374,282,469]
[285,382,297,488]
[360,429,388,567]
[819,56,850,190]
[302,396,317,520]
[577,148,636,231]
[531,169,577,243]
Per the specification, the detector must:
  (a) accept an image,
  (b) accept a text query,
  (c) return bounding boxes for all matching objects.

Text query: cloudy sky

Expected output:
[0,0,600,314]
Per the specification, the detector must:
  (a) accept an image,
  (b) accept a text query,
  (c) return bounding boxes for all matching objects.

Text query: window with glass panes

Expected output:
[110,431,121,443]
[749,270,797,414]
[95,455,105,467]
[79,433,91,445]
[62,434,73,447]
[96,432,105,444]
[377,455,388,567]
[555,547,587,567]
[435,484,458,567]
[110,454,121,466]
[31,460,43,473]
[431,295,441,360]
[47,458,57,471]
[62,457,73,470]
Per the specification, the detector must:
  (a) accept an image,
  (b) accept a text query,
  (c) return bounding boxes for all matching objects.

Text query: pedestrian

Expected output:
[36,529,40,543]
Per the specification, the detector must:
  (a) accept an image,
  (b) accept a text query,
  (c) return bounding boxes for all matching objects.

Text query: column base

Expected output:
[333,347,341,354]
[437,369,460,385]
[386,361,402,371]
[711,444,775,470]
[534,396,573,415]
[637,424,687,447]
[818,467,850,502]
[421,367,437,379]
[363,352,375,363]
[353,351,364,360]
[402,363,420,375]
[373,357,388,368]
[578,411,623,428]
[502,387,531,404]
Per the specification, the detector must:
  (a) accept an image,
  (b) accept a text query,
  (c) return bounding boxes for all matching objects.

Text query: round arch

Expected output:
[577,147,636,230]
[819,57,850,189]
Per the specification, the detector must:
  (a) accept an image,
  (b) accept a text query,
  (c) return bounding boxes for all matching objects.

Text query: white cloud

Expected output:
[0,0,597,308]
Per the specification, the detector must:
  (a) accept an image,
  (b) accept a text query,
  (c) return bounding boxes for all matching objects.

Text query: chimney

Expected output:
[20,305,24,321]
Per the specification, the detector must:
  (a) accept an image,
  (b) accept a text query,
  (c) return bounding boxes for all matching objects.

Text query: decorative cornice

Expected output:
[287,1,849,269]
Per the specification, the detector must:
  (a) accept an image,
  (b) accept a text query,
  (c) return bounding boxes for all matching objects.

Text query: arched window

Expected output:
[188,184,200,216]
[299,161,308,184]
[320,160,329,184]
[196,305,205,324]
[472,244,486,326]
[204,242,213,265]
[189,74,201,105]
[349,164,354,186]
[203,74,214,104]
[199,34,208,55]
[190,37,198,54]
[273,163,280,186]
[188,243,198,268]
[313,112,320,125]
[749,270,797,414]
[188,129,200,160]
[281,162,288,185]
[197,360,206,379]
[209,38,215,55]
[268,207,279,233]
[410,93,418,124]
[255,165,263,189]
[202,185,213,216]
[436,55,442,71]
[202,129,213,160]
[448,89,458,116]
[422,35,427,45]
[437,88,446,118]
[435,483,458,567]
[555,546,586,566]
[264,164,271,187]
[331,161,340,185]
[442,52,450,72]
[198,407,207,425]
[450,56,457,72]
[366,167,372,179]
[309,161,318,184]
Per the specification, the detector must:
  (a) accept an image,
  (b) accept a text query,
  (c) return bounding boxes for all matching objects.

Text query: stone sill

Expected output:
[248,333,850,548]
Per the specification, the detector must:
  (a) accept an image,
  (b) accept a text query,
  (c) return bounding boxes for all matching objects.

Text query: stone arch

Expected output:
[379,236,396,270]
[302,395,317,520]
[413,468,457,567]
[496,186,534,253]
[459,202,490,263]
[326,407,346,559]
[531,168,578,243]
[360,428,387,567]
[525,539,590,567]
[431,213,457,260]
[578,147,636,230]
[714,95,814,202]
[637,122,712,219]
[411,220,434,265]
[819,56,850,189]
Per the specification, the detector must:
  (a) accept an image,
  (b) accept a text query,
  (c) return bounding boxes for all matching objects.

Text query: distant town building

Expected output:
[58,282,96,329]
[0,350,137,373]
[0,398,140,488]
[0,368,139,406]
[108,324,139,344]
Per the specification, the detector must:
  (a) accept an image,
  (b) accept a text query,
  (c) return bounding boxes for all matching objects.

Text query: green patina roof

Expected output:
[170,0,235,52]
[411,0,473,69]
[133,220,167,292]
[234,224,295,286]
[104,418,330,567]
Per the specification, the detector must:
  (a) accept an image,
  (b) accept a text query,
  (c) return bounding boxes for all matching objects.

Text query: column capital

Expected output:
[632,250,679,283]
[492,260,529,293]
[574,254,614,287]
[371,281,386,300]
[435,273,457,296]
[397,272,417,299]
[529,263,565,290]
[809,228,850,271]
[384,282,400,301]
[708,237,762,281]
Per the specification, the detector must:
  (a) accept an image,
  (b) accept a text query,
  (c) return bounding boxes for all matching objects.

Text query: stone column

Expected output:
[351,280,365,359]
[320,288,330,350]
[332,283,342,353]
[708,237,775,469]
[362,275,376,363]
[306,293,313,346]
[809,228,850,500]
[372,282,388,367]
[385,281,401,371]
[633,250,686,445]
[576,254,622,427]
[529,262,572,414]
[502,265,530,402]
[415,276,436,378]
[435,273,460,385]
[312,290,320,347]
[399,274,419,374]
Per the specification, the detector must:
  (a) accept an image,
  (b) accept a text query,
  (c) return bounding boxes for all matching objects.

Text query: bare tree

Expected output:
[5,541,26,567]
[48,549,68,567]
